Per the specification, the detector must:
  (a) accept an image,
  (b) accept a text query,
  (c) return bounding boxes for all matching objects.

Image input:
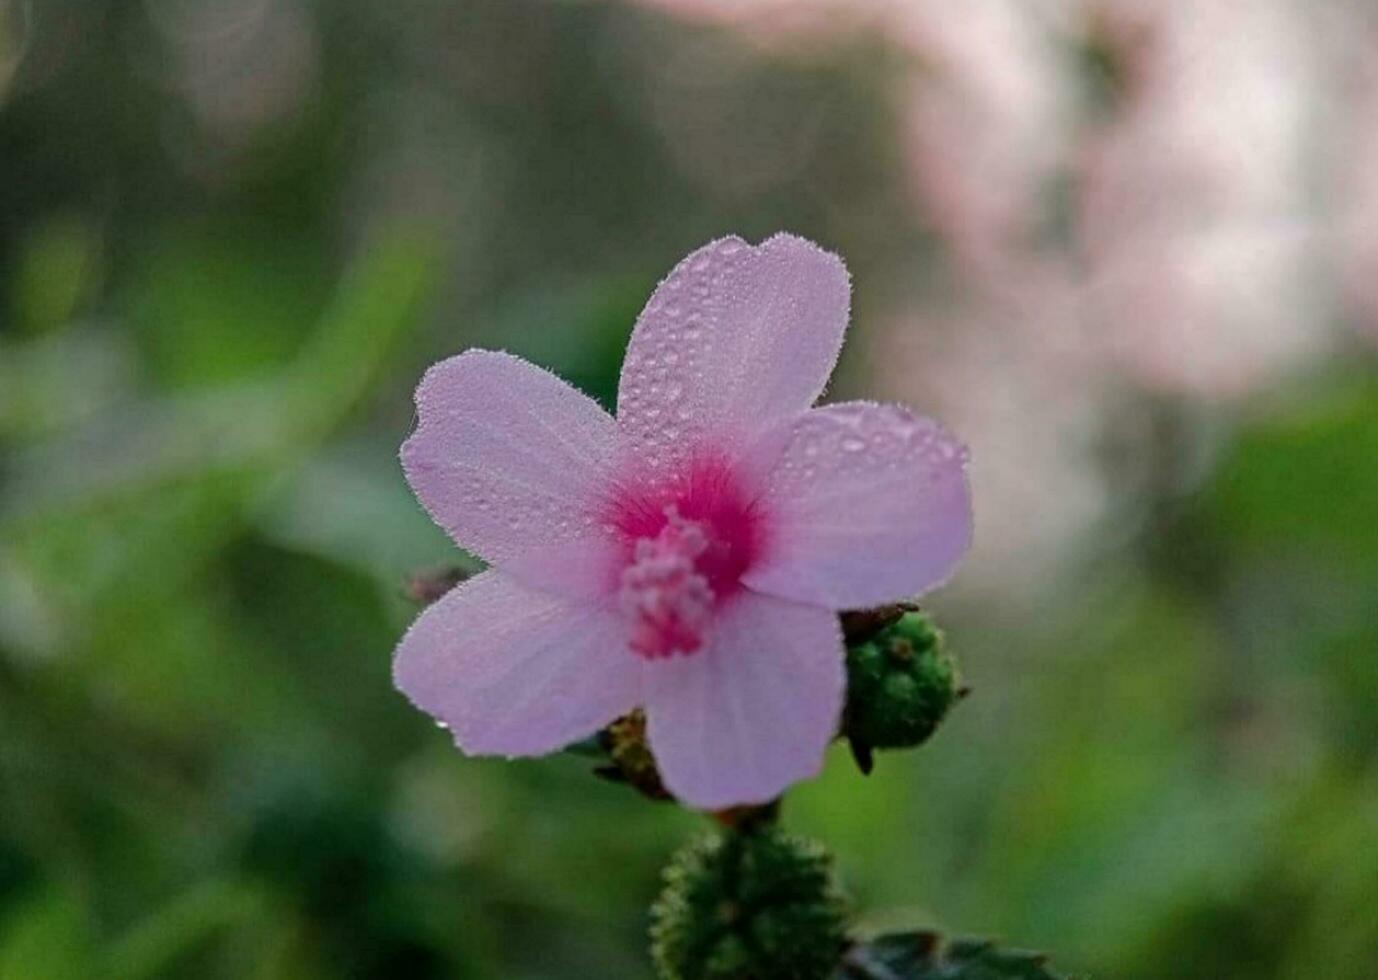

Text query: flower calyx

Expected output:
[589,709,674,802]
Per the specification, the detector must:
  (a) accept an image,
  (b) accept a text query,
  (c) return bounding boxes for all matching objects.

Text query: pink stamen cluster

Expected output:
[620,507,715,659]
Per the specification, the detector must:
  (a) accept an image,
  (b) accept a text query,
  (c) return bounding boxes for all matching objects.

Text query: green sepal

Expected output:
[600,709,673,801]
[561,734,607,759]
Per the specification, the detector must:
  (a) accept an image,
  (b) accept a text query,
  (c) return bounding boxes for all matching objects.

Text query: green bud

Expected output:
[650,828,849,980]
[843,610,963,771]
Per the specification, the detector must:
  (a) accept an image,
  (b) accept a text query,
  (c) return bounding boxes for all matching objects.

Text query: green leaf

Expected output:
[103,879,270,980]
[11,213,101,336]
[0,228,438,643]
[1205,373,1378,570]
[838,932,1070,980]
[0,889,95,980]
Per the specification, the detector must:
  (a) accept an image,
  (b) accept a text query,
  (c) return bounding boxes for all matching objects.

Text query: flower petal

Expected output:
[618,234,850,473]
[394,570,639,756]
[742,402,972,609]
[645,591,844,809]
[401,349,621,572]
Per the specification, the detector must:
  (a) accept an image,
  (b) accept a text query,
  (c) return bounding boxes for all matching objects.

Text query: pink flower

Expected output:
[394,234,972,809]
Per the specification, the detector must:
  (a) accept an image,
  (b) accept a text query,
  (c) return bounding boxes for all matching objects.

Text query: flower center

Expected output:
[610,456,765,660]
[620,508,715,659]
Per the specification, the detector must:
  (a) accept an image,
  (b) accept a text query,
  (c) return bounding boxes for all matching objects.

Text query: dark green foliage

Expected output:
[238,782,449,979]
[838,932,1067,980]
[843,611,961,771]
[0,837,38,912]
[650,829,850,980]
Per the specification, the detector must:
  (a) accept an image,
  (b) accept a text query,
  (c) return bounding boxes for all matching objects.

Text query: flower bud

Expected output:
[843,610,963,772]
[650,828,849,980]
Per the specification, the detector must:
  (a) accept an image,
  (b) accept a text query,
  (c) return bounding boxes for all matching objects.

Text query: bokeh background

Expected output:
[2,0,1377,976]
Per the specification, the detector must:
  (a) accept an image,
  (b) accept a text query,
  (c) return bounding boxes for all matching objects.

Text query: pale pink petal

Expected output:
[393,570,640,756]
[742,402,971,609]
[645,591,844,809]
[401,350,621,572]
[618,234,850,474]
[497,536,626,602]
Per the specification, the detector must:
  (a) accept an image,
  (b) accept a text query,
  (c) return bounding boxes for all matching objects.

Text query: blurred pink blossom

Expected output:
[636,0,1069,261]
[629,0,888,50]
[1337,28,1378,339]
[896,1,1069,275]
[636,0,1330,399]
[1073,0,1324,398]
[394,234,972,809]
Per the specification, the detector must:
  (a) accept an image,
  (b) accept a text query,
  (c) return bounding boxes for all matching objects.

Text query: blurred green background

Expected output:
[2,1,1377,977]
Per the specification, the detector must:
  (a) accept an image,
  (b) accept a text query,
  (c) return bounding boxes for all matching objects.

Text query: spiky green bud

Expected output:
[843,610,962,771]
[650,828,849,980]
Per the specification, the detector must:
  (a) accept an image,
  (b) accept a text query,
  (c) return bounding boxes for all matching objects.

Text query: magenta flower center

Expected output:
[610,456,764,659]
